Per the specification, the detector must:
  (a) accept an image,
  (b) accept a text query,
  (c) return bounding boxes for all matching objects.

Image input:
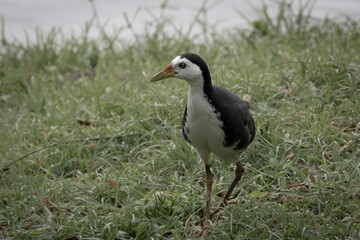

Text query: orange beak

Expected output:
[149,64,175,82]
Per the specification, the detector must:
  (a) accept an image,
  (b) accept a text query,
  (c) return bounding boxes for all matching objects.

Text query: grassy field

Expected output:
[1,1,360,239]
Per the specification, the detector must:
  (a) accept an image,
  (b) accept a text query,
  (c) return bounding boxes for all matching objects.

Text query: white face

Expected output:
[171,56,203,82]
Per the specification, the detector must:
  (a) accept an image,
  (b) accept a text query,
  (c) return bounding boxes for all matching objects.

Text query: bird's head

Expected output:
[149,53,211,85]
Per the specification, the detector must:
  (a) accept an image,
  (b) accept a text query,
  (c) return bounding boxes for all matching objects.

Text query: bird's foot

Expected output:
[207,199,238,223]
[197,205,222,225]
[194,200,238,238]
[193,214,211,238]
[209,204,223,219]
[194,224,211,239]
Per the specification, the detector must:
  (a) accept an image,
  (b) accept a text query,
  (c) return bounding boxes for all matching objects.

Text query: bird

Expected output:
[149,53,255,230]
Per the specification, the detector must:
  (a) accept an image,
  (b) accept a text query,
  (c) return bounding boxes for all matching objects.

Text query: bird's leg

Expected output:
[222,161,244,203]
[210,162,244,219]
[198,162,244,238]
[204,164,212,226]
[194,164,212,239]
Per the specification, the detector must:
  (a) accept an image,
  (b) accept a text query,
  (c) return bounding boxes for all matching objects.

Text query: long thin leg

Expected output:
[210,161,244,219]
[204,164,212,226]
[196,164,213,239]
[222,161,244,203]
[200,162,245,239]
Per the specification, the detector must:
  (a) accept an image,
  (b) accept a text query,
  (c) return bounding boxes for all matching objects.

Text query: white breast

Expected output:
[185,85,240,164]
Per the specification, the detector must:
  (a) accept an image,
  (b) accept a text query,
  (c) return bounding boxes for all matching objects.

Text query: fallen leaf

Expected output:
[308,172,316,183]
[107,178,116,188]
[286,151,294,159]
[77,119,92,126]
[286,182,308,189]
[90,143,96,152]
[43,197,50,206]
[42,197,71,215]
[43,197,58,207]
[278,194,304,203]
[24,220,33,229]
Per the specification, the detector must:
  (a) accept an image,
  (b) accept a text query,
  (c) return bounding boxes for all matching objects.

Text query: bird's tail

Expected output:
[242,95,251,108]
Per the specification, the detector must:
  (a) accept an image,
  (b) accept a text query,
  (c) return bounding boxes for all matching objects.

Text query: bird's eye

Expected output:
[179,63,186,69]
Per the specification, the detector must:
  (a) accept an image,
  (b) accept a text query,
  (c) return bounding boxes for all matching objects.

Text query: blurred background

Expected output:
[1,0,359,43]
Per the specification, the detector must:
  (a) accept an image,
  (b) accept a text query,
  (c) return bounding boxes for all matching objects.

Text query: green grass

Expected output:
[1,1,360,239]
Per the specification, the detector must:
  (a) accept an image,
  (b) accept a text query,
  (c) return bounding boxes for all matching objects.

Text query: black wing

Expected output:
[208,85,255,150]
[182,106,191,143]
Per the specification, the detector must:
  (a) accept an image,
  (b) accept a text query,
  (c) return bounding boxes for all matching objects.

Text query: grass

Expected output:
[1,1,360,239]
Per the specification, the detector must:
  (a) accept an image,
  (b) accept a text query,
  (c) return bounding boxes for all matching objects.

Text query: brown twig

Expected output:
[1,134,134,172]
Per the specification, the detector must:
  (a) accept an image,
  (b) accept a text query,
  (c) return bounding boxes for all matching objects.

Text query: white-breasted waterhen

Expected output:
[149,53,255,232]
